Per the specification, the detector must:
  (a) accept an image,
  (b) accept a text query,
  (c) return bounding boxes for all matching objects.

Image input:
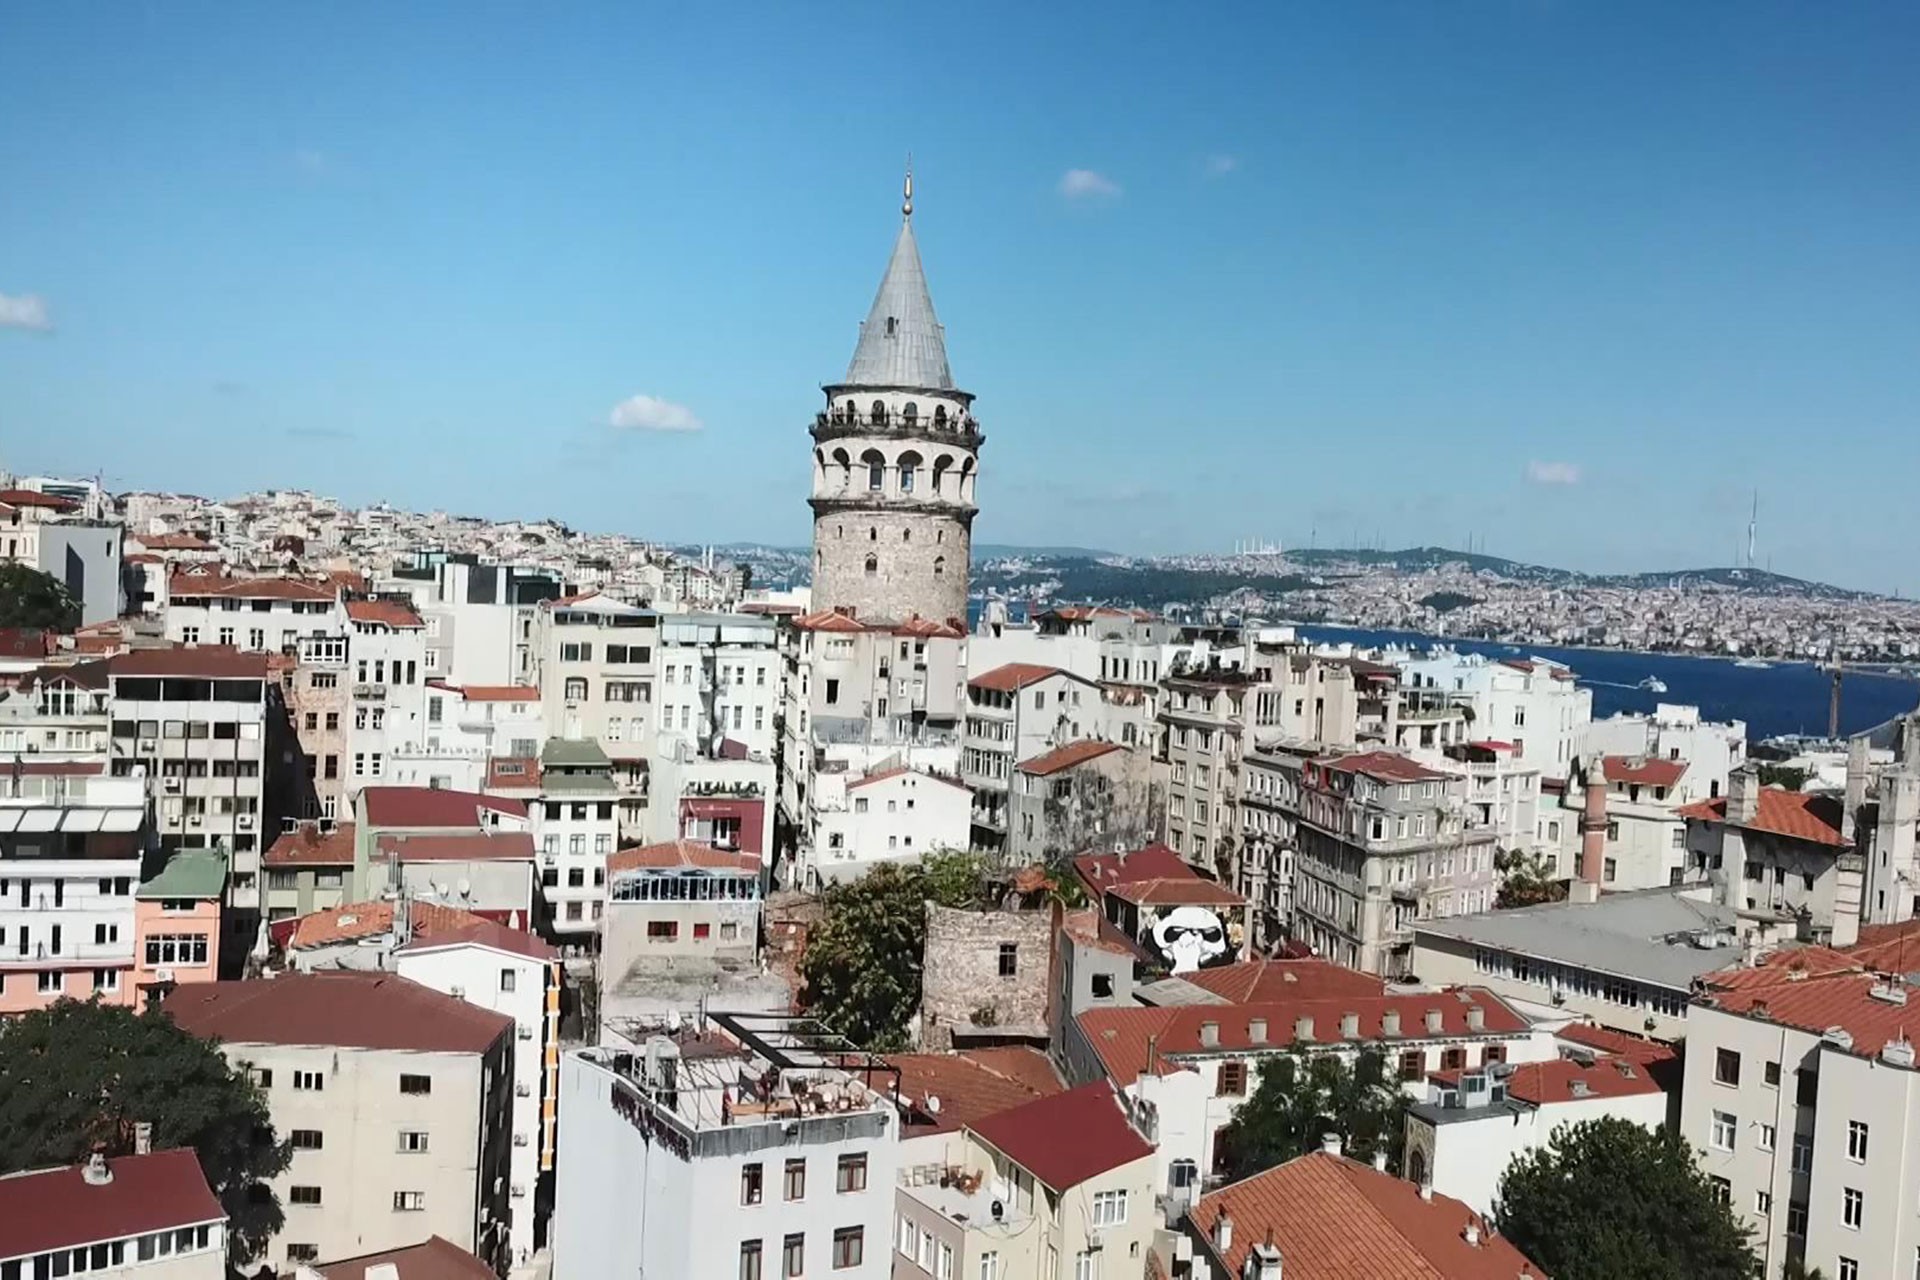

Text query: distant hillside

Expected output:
[973,542,1116,560]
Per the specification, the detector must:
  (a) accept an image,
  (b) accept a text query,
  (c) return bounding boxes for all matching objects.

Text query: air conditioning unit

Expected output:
[188,815,203,827]
[163,778,182,793]
[138,740,157,753]
[450,985,466,999]
[237,814,255,830]
[155,968,176,983]
[1086,1229,1107,1252]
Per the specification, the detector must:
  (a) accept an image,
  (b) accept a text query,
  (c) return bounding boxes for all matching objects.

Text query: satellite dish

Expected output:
[456,877,472,898]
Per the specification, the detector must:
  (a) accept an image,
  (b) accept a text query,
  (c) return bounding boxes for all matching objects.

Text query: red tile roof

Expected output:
[885,1047,1066,1134]
[846,766,965,792]
[1182,958,1389,1005]
[1322,750,1452,784]
[163,971,511,1054]
[165,573,336,601]
[1845,918,1920,972]
[0,629,54,661]
[288,899,490,950]
[360,786,527,828]
[1060,907,1139,958]
[346,599,426,628]
[968,1080,1153,1191]
[1079,990,1529,1088]
[0,1149,223,1261]
[264,822,357,868]
[968,662,1074,693]
[1697,967,1920,1059]
[1072,842,1194,893]
[1106,877,1247,908]
[1553,1022,1677,1064]
[483,757,543,792]
[374,831,538,863]
[791,609,868,633]
[109,645,270,679]
[1016,739,1125,777]
[399,917,558,964]
[607,840,760,874]
[1431,1056,1659,1105]
[890,616,966,638]
[1675,788,1848,848]
[1601,755,1688,788]
[132,532,216,551]
[1189,1152,1545,1280]
[437,684,540,703]
[0,488,79,510]
[316,1235,497,1280]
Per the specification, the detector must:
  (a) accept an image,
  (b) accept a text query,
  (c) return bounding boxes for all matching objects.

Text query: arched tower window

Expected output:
[902,402,918,426]
[861,449,885,492]
[864,555,878,578]
[898,450,922,495]
[870,400,887,426]
[869,526,877,542]
[902,529,911,543]
[931,454,953,499]
[934,405,948,428]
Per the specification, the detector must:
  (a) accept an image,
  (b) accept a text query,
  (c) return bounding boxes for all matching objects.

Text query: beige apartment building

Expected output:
[963,663,1101,854]
[529,590,659,749]
[163,971,515,1274]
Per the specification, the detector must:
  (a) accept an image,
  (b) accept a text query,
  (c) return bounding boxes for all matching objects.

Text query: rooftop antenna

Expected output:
[1747,490,1758,570]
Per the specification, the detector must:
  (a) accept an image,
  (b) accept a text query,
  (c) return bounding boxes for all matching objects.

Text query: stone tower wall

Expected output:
[811,507,970,624]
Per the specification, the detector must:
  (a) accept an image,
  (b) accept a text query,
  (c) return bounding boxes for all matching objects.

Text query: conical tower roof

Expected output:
[842,173,954,391]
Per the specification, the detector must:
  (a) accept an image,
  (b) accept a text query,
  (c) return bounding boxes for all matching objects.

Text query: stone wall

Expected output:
[812,509,971,624]
[917,900,1053,1050]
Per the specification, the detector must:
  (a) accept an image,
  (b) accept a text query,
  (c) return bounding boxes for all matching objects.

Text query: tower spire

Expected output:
[903,155,913,219]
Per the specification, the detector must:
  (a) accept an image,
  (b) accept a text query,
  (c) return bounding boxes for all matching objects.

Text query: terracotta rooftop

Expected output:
[1072,842,1195,893]
[360,786,527,829]
[163,971,511,1054]
[1321,750,1452,784]
[264,821,357,868]
[346,599,426,628]
[967,662,1074,693]
[1079,989,1529,1088]
[433,683,540,703]
[1601,754,1688,788]
[373,831,538,862]
[132,532,216,551]
[165,573,335,602]
[1431,1056,1660,1105]
[288,899,490,950]
[1016,739,1125,777]
[1182,958,1389,1005]
[315,1235,497,1280]
[608,839,761,875]
[1105,876,1247,908]
[1552,1022,1677,1065]
[1060,907,1139,958]
[0,1149,223,1262]
[109,645,270,680]
[0,489,79,510]
[1189,1151,1546,1280]
[968,1080,1153,1192]
[885,1046,1066,1134]
[483,756,543,792]
[1675,788,1848,848]
[845,766,965,792]
[398,917,558,964]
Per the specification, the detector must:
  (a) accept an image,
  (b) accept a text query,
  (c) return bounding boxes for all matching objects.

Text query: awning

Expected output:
[0,811,19,834]
[14,810,60,833]
[100,809,145,833]
[61,810,106,833]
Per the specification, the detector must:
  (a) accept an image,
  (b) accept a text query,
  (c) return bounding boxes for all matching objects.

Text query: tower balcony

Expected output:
[808,492,977,521]
[810,413,984,451]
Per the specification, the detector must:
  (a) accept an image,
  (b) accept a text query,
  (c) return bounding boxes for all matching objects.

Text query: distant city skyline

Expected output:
[3,2,1917,592]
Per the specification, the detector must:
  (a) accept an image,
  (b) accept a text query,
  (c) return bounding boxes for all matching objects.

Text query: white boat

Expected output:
[1638,676,1669,693]
[1734,658,1773,670]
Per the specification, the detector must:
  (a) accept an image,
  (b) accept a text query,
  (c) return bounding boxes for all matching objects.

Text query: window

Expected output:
[393,1191,425,1212]
[897,1216,914,1256]
[1398,1050,1424,1081]
[784,1158,806,1201]
[1754,1189,1771,1215]
[1843,1186,1863,1229]
[290,1129,324,1150]
[1711,1110,1736,1152]
[647,921,679,942]
[743,1162,764,1205]
[293,1070,324,1092]
[500,968,517,994]
[1074,1252,1096,1280]
[1796,1067,1818,1107]
[1091,973,1114,999]
[399,1074,432,1095]
[1839,1259,1858,1280]
[740,1240,763,1280]
[1764,1059,1781,1087]
[1758,1123,1775,1151]
[1440,1047,1467,1071]
[1786,1200,1807,1237]
[289,1185,322,1206]
[1217,1061,1247,1097]
[783,1233,804,1278]
[1707,1176,1730,1207]
[287,1245,319,1263]
[1848,1119,1868,1162]
[978,1255,1000,1280]
[1714,1047,1741,1086]
[1791,1132,1813,1173]
[398,1130,429,1153]
[836,1153,867,1193]
[832,1227,864,1270]
[1091,1189,1128,1226]
[998,943,1017,977]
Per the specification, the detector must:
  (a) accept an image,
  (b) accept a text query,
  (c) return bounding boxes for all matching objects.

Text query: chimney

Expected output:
[133,1123,152,1156]
[1294,1015,1315,1042]
[81,1147,112,1187]
[1320,1133,1342,1156]
[1465,1006,1484,1032]
[1245,1240,1284,1280]
[1200,1020,1221,1049]
[1463,1222,1482,1248]
[1212,1211,1234,1255]
[1372,1150,1388,1172]
[1832,849,1864,949]
[1578,755,1609,885]
[1248,1017,1268,1045]
[1381,1009,1401,1038]
[1844,735,1870,843]
[1727,762,1759,826]
[1419,1181,1434,1202]
[1339,1012,1360,1040]
[1424,1009,1443,1034]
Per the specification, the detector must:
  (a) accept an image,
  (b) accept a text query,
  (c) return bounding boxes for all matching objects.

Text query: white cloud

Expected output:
[1526,460,1582,486]
[0,293,52,332]
[1204,154,1239,178]
[1058,168,1122,200]
[608,394,703,433]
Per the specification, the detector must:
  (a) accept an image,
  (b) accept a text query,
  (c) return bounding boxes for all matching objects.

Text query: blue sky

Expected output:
[3,2,1918,590]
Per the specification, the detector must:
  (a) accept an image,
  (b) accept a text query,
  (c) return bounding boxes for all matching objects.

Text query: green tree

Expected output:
[799,849,988,1050]
[1493,1116,1759,1280]
[0,562,80,631]
[0,999,291,1260]
[1757,763,1808,791]
[1214,1045,1408,1180]
[1495,846,1567,909]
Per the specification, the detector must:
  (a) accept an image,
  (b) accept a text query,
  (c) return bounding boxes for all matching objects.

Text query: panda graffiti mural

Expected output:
[1140,904,1241,974]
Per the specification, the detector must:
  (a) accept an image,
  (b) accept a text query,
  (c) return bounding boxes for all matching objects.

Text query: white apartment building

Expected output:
[379,553,560,688]
[163,972,515,1274]
[1397,650,1592,778]
[1684,949,1920,1280]
[553,1014,899,1280]
[1159,666,1257,872]
[529,738,619,937]
[0,765,149,1015]
[107,647,275,954]
[963,663,1100,854]
[394,682,545,793]
[0,657,112,763]
[394,924,563,1267]
[1581,701,1746,797]
[1550,751,1719,889]
[530,591,659,745]
[161,571,342,654]
[344,600,428,800]
[803,765,971,886]
[654,612,779,760]
[0,1147,229,1280]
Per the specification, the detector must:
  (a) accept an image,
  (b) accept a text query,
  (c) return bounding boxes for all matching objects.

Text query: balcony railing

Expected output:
[353,684,388,701]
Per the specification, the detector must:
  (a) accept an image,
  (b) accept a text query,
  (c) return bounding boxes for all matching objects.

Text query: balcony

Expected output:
[353,684,388,701]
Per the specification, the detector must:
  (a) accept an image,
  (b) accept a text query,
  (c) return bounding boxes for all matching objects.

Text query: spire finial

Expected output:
[903,155,914,218]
